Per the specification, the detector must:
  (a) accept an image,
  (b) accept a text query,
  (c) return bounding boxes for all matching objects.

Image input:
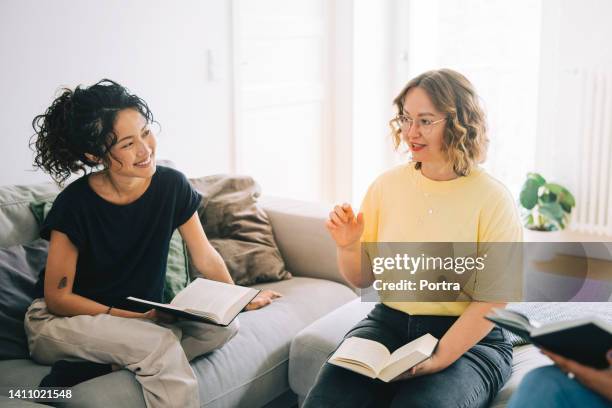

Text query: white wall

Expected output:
[0,0,233,186]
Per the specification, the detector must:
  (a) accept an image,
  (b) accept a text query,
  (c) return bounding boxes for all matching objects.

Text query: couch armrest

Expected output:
[259,196,353,288]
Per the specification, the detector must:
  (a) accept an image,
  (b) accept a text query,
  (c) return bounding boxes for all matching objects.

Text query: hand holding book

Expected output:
[328,333,439,382]
[389,350,445,381]
[137,286,281,323]
[541,348,612,401]
[142,309,178,323]
[127,278,270,326]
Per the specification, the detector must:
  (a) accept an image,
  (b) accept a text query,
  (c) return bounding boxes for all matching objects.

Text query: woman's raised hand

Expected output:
[326,203,364,248]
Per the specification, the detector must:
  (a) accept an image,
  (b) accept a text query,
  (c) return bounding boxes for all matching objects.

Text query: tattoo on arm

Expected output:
[57,277,68,289]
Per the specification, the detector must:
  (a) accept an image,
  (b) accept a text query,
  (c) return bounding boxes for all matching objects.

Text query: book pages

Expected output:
[330,337,390,375]
[171,278,254,321]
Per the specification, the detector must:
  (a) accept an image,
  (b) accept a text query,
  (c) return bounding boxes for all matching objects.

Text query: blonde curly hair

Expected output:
[391,69,488,176]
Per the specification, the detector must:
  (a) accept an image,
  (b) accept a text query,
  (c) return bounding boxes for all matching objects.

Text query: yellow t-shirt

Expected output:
[360,162,523,316]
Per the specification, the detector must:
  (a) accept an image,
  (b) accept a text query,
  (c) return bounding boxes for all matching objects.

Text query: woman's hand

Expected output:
[245,289,282,311]
[326,203,364,248]
[541,349,612,401]
[143,309,177,324]
[390,352,447,382]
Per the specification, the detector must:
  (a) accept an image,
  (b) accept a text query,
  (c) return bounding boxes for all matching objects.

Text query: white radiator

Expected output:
[574,68,612,236]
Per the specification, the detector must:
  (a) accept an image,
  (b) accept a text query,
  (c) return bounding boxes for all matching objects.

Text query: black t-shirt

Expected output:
[35,165,202,310]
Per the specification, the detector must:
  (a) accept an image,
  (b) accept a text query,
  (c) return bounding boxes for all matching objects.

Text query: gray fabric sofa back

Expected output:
[0,182,60,248]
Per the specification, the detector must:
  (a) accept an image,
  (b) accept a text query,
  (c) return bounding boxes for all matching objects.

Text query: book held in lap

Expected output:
[328,333,438,382]
[127,278,260,326]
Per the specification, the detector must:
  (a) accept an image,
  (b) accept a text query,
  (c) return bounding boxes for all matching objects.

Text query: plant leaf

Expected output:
[560,202,572,213]
[538,202,565,228]
[539,192,557,203]
[520,178,540,209]
[527,172,546,186]
[546,183,576,209]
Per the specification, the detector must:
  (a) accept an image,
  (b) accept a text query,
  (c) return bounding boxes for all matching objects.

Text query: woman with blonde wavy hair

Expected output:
[303,69,521,407]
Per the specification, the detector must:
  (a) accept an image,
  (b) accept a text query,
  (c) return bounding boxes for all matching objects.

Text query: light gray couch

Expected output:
[0,183,357,408]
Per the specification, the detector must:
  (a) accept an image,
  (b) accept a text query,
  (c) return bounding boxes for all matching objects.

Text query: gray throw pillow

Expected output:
[0,239,49,359]
[189,175,290,286]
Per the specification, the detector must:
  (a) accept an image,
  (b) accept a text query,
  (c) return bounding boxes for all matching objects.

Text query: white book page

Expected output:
[387,334,437,366]
[221,291,259,324]
[126,297,185,311]
[532,316,612,337]
[170,278,255,321]
[378,352,429,383]
[330,360,379,379]
[329,337,390,375]
[378,334,438,382]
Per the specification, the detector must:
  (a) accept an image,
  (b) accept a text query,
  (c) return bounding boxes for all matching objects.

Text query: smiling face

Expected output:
[401,86,448,165]
[106,108,157,179]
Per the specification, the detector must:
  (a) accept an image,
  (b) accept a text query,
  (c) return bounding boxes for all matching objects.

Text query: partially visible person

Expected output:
[507,349,612,408]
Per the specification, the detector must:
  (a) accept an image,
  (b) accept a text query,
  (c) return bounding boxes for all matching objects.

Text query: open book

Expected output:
[127,278,260,326]
[328,333,438,382]
[486,308,612,369]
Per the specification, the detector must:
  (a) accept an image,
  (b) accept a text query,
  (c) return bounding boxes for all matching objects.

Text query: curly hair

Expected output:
[391,69,488,176]
[30,79,155,185]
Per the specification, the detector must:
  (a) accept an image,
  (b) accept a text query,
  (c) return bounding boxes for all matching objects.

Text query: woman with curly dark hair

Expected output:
[304,69,521,407]
[26,79,278,408]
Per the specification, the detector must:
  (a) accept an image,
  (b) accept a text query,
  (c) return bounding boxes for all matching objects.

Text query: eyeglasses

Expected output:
[390,114,446,135]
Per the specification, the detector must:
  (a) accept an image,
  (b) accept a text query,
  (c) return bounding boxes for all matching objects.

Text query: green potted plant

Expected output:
[519,172,576,231]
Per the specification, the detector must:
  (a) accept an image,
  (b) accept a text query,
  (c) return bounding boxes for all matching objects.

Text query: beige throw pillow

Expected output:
[188,175,290,286]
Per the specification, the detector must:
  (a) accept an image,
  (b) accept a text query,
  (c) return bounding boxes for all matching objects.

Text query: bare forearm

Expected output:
[45,292,143,318]
[194,249,234,284]
[180,213,234,284]
[337,242,373,288]
[435,302,506,367]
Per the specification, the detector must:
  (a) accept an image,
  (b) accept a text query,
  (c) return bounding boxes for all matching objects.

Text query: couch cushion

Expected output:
[0,239,49,360]
[0,359,51,389]
[0,277,356,408]
[0,359,143,408]
[0,394,50,407]
[0,183,60,248]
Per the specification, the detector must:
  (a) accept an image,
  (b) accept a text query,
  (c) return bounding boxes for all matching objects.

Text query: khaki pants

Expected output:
[24,298,239,408]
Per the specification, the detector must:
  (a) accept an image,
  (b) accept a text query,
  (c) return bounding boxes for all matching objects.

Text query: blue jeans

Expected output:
[507,365,612,408]
[303,303,513,408]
